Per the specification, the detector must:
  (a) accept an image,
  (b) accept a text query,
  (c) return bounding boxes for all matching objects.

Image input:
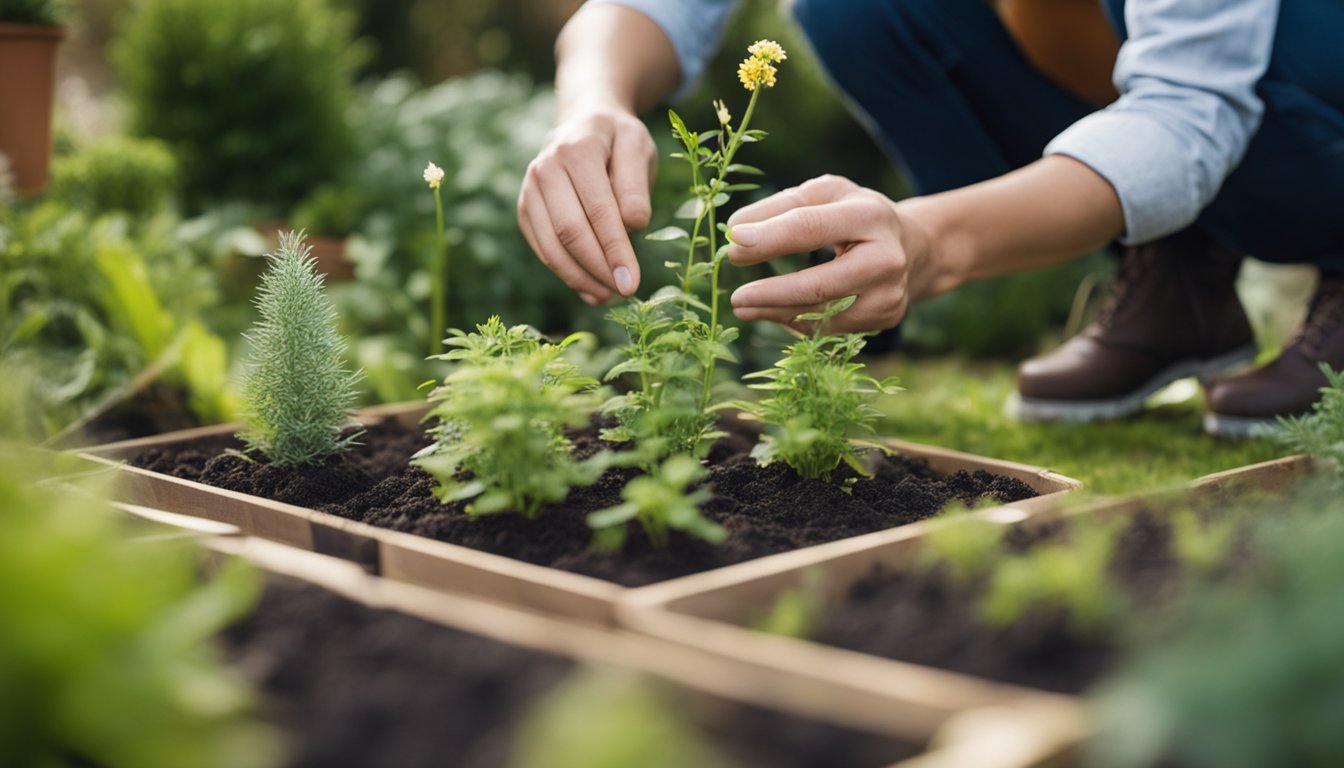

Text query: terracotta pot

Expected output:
[0,23,65,197]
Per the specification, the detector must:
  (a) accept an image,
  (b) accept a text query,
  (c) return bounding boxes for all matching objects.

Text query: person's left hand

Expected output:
[726,175,926,334]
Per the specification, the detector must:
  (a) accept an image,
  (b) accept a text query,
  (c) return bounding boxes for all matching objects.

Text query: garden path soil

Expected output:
[815,508,1249,695]
[134,413,1037,587]
[224,575,918,767]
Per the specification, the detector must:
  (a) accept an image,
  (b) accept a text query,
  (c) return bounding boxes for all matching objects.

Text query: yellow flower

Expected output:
[737,57,778,91]
[747,39,787,64]
[423,161,445,190]
[713,99,731,126]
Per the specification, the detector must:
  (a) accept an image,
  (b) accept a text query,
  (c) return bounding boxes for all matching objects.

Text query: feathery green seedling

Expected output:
[733,297,903,483]
[416,343,605,518]
[238,230,362,466]
[588,454,724,550]
[1276,363,1344,473]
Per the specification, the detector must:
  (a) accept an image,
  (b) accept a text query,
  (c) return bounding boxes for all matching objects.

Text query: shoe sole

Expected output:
[1202,412,1285,438]
[1012,343,1259,423]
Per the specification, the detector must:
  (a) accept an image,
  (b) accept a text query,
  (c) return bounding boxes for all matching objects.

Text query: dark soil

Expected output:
[225,575,919,767]
[135,413,1038,587]
[815,508,1249,695]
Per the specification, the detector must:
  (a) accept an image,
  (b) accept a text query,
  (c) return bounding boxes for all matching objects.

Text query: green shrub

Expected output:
[0,0,62,24]
[114,0,361,211]
[52,135,178,216]
[238,231,362,466]
[1,201,238,436]
[0,442,279,767]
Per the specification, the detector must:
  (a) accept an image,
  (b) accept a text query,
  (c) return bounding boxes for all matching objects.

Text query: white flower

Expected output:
[713,99,731,127]
[423,161,445,190]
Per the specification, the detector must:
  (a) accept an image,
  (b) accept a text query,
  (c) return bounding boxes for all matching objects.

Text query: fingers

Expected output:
[730,245,908,332]
[727,174,858,229]
[610,127,656,231]
[727,201,863,266]
[519,183,614,305]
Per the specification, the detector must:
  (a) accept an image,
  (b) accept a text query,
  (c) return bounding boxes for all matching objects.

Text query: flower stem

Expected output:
[431,186,447,356]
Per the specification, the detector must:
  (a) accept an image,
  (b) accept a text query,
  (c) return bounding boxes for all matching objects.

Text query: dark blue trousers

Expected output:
[792,0,1344,265]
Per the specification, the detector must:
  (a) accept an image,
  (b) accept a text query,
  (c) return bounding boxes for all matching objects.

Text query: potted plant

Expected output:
[0,0,66,196]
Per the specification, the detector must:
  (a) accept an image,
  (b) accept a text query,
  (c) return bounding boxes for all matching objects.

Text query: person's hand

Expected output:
[727,175,931,333]
[518,105,657,306]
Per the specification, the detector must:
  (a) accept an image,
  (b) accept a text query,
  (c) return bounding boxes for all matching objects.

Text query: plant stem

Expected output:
[700,88,760,408]
[431,186,447,356]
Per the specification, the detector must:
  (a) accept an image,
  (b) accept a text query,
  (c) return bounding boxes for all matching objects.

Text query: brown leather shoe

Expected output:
[1204,274,1344,437]
[1016,230,1257,422]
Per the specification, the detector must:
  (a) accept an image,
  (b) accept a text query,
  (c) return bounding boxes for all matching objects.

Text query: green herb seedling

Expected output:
[588,454,725,550]
[733,296,903,484]
[238,230,363,467]
[416,343,604,519]
[1276,363,1344,473]
[980,517,1126,637]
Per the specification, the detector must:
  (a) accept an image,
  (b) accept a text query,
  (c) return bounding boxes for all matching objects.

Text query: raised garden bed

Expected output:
[203,534,1043,767]
[618,454,1314,761]
[76,401,1080,626]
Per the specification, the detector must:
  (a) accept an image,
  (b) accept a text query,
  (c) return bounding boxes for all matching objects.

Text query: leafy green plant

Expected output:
[980,518,1126,637]
[1168,507,1237,575]
[917,513,1007,585]
[1,200,238,437]
[511,666,733,768]
[733,297,902,482]
[588,454,724,550]
[416,341,605,518]
[0,0,62,24]
[238,230,362,466]
[1276,363,1344,472]
[114,0,362,210]
[51,135,178,216]
[601,286,724,464]
[600,41,788,461]
[0,441,279,767]
[1088,486,1344,768]
[750,572,825,640]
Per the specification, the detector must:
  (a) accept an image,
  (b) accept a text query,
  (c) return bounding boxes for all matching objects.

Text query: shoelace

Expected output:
[1092,245,1160,331]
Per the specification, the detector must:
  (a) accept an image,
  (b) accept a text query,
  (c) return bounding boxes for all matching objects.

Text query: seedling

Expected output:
[1169,507,1238,575]
[237,230,363,466]
[980,517,1126,637]
[416,342,605,518]
[1276,363,1344,473]
[733,297,903,483]
[605,41,787,460]
[587,454,725,550]
[750,571,826,640]
[917,511,1007,585]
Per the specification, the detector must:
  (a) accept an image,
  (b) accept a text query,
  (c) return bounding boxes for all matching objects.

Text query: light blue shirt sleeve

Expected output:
[1045,0,1280,245]
[582,0,742,100]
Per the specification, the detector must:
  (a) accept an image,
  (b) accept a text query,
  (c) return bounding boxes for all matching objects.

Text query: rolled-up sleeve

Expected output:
[583,0,742,100]
[1045,0,1279,244]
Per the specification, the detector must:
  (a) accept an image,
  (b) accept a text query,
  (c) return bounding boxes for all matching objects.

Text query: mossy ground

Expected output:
[869,357,1288,497]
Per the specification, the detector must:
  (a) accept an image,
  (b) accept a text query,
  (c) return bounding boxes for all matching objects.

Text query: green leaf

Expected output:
[698,130,721,146]
[587,502,639,529]
[710,193,730,208]
[725,163,765,175]
[722,183,760,193]
[674,197,705,220]
[645,226,691,242]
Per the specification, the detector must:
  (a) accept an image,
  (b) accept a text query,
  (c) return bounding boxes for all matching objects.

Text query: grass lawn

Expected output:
[870,356,1290,496]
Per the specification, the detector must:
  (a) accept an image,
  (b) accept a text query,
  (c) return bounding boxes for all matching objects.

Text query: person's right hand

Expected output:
[518,105,657,306]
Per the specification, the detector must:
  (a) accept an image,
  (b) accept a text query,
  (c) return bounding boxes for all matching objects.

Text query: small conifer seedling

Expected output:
[238,230,362,466]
